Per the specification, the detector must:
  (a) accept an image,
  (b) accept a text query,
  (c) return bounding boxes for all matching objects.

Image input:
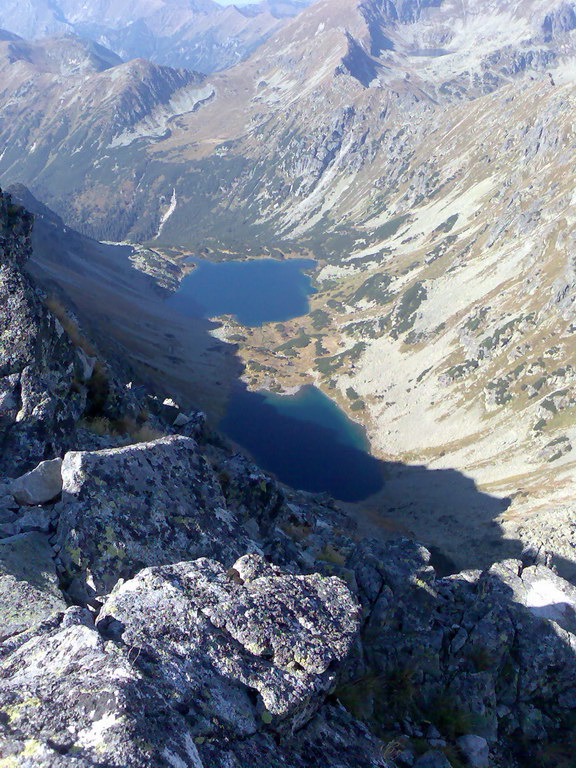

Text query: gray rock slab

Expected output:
[0,556,372,768]
[0,532,66,640]
[54,435,252,602]
[97,553,361,731]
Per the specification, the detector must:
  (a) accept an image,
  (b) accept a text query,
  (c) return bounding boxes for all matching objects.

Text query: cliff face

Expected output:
[2,195,576,767]
[0,191,87,475]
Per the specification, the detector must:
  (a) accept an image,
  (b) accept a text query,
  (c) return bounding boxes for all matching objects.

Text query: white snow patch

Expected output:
[554,58,576,85]
[524,578,576,627]
[156,189,177,238]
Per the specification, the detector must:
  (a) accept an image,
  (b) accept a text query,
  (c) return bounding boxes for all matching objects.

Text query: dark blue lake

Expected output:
[167,258,316,326]
[167,257,382,501]
[220,385,384,502]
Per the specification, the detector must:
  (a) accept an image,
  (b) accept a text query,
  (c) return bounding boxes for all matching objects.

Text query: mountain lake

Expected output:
[169,257,383,501]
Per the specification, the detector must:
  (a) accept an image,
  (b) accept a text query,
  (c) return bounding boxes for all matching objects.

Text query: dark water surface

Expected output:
[168,257,382,500]
[167,258,316,326]
[220,386,383,502]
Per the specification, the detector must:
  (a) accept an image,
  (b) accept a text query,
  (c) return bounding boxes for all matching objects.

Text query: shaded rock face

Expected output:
[0,556,380,768]
[54,435,255,603]
[0,190,86,476]
[215,452,285,536]
[0,532,66,641]
[342,539,576,755]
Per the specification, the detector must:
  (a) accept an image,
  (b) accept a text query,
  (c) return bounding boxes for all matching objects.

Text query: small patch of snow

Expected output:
[156,189,177,239]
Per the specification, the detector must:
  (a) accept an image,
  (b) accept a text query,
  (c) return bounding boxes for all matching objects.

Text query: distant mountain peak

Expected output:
[0,0,316,72]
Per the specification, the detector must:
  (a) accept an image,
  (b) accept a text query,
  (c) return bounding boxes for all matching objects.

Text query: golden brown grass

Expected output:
[45,296,97,357]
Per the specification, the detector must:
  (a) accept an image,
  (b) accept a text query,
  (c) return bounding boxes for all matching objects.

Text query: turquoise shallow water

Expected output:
[167,258,316,326]
[220,386,383,502]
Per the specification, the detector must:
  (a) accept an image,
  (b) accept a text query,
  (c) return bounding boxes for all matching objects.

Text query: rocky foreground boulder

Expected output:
[10,458,63,506]
[0,532,66,641]
[53,435,256,603]
[0,555,384,768]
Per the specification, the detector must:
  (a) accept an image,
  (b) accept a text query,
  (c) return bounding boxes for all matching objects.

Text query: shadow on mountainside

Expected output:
[370,462,515,575]
[8,183,244,421]
[9,184,569,586]
[335,538,576,768]
[218,382,519,576]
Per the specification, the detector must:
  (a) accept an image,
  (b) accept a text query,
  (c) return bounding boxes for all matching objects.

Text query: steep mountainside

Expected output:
[0,0,313,73]
[3,189,576,768]
[0,34,211,240]
[1,0,574,240]
[6,183,241,420]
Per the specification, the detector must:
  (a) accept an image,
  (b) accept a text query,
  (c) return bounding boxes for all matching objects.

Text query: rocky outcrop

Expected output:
[97,555,360,731]
[0,532,66,641]
[0,191,86,476]
[0,556,381,768]
[53,436,256,603]
[338,539,576,761]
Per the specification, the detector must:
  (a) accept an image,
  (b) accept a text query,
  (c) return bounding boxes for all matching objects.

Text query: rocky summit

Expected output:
[1,181,576,767]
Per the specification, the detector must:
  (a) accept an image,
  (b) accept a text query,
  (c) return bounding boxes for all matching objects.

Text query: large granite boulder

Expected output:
[0,556,382,768]
[0,621,201,768]
[97,553,361,732]
[0,532,67,641]
[53,436,254,602]
[10,458,63,506]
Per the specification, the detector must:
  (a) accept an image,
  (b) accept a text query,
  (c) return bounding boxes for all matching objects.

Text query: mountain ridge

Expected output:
[0,0,315,73]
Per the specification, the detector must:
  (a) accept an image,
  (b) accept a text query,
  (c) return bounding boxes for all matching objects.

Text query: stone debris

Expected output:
[10,458,63,506]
